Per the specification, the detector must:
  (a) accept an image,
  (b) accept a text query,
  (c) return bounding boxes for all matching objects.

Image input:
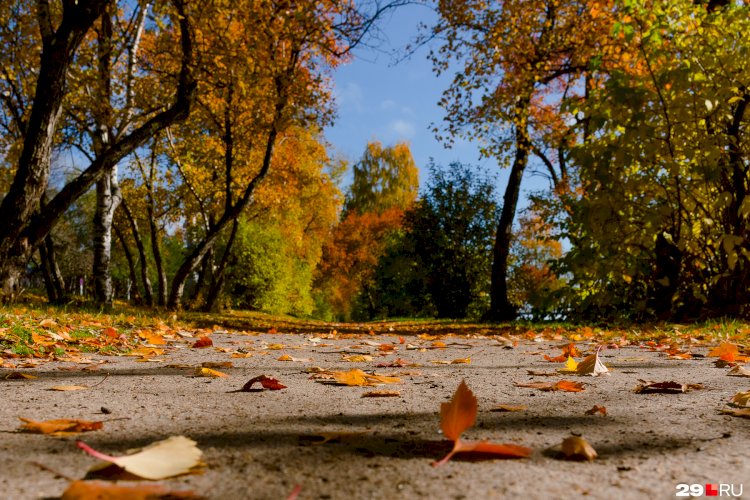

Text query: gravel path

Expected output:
[2,327,748,499]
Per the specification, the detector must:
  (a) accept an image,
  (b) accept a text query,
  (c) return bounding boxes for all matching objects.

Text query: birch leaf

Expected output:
[77,436,202,480]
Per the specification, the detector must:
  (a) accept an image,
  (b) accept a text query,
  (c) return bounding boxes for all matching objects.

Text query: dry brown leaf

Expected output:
[78,436,202,480]
[585,405,607,416]
[731,390,750,407]
[727,365,750,377]
[490,405,527,412]
[61,480,198,499]
[361,390,401,398]
[720,408,750,419]
[48,385,88,391]
[5,371,37,380]
[19,417,102,436]
[575,349,609,376]
[634,380,703,394]
[192,336,213,348]
[560,435,597,461]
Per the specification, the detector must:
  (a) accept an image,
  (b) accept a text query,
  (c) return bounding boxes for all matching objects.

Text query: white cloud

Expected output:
[334,82,364,112]
[389,119,416,138]
[380,99,396,110]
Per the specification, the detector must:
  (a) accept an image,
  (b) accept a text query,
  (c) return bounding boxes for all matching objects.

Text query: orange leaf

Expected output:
[192,336,213,348]
[19,417,102,435]
[560,435,597,460]
[515,380,585,392]
[61,480,198,499]
[440,380,477,441]
[585,405,607,416]
[708,342,738,358]
[433,439,531,467]
[194,367,227,378]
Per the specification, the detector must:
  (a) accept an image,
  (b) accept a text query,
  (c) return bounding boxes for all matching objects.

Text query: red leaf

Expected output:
[241,375,287,391]
[192,336,213,348]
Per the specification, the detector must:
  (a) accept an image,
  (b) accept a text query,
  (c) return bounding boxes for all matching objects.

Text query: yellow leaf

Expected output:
[731,390,750,407]
[440,380,477,441]
[48,385,88,391]
[342,354,373,362]
[558,355,578,373]
[451,357,471,364]
[19,417,102,435]
[560,435,597,460]
[278,354,293,361]
[194,367,228,378]
[331,369,369,386]
[78,436,202,480]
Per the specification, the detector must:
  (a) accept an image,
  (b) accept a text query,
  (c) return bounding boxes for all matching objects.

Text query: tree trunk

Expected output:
[486,100,531,322]
[147,200,168,307]
[120,199,154,306]
[190,247,214,307]
[114,223,142,304]
[203,219,239,312]
[39,236,66,304]
[93,166,121,309]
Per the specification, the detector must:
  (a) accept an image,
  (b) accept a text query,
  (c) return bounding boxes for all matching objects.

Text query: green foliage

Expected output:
[345,141,419,215]
[225,218,314,316]
[556,0,750,320]
[365,162,499,319]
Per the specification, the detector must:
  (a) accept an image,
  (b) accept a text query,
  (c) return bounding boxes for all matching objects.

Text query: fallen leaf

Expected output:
[708,342,739,358]
[576,349,610,376]
[5,372,37,380]
[544,343,582,362]
[48,385,89,391]
[19,418,103,436]
[731,391,750,407]
[526,370,560,377]
[128,347,164,358]
[61,480,198,499]
[515,380,585,392]
[194,367,228,378]
[490,405,527,412]
[558,356,578,373]
[433,380,532,466]
[342,354,373,362]
[451,357,471,364]
[326,369,401,386]
[77,436,202,480]
[192,337,213,348]
[727,365,750,377]
[301,431,367,445]
[720,408,750,419]
[265,343,286,350]
[440,380,477,441]
[241,375,287,391]
[634,381,703,394]
[560,435,597,461]
[585,405,607,416]
[202,361,233,369]
[361,390,401,398]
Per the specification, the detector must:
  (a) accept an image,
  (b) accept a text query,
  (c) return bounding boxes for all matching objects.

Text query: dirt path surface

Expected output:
[2,325,748,499]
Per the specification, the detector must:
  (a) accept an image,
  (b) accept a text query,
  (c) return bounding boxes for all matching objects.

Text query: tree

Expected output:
[345,141,419,215]
[428,0,618,320]
[557,0,750,320]
[402,162,498,319]
[0,0,196,299]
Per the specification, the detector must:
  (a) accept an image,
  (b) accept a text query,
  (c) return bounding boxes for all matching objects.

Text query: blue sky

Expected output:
[324,3,497,189]
[324,3,549,208]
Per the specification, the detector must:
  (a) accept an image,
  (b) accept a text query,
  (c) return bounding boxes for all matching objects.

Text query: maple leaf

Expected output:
[19,417,103,436]
[60,480,199,499]
[560,435,597,461]
[77,436,202,480]
[241,375,287,391]
[433,380,532,466]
